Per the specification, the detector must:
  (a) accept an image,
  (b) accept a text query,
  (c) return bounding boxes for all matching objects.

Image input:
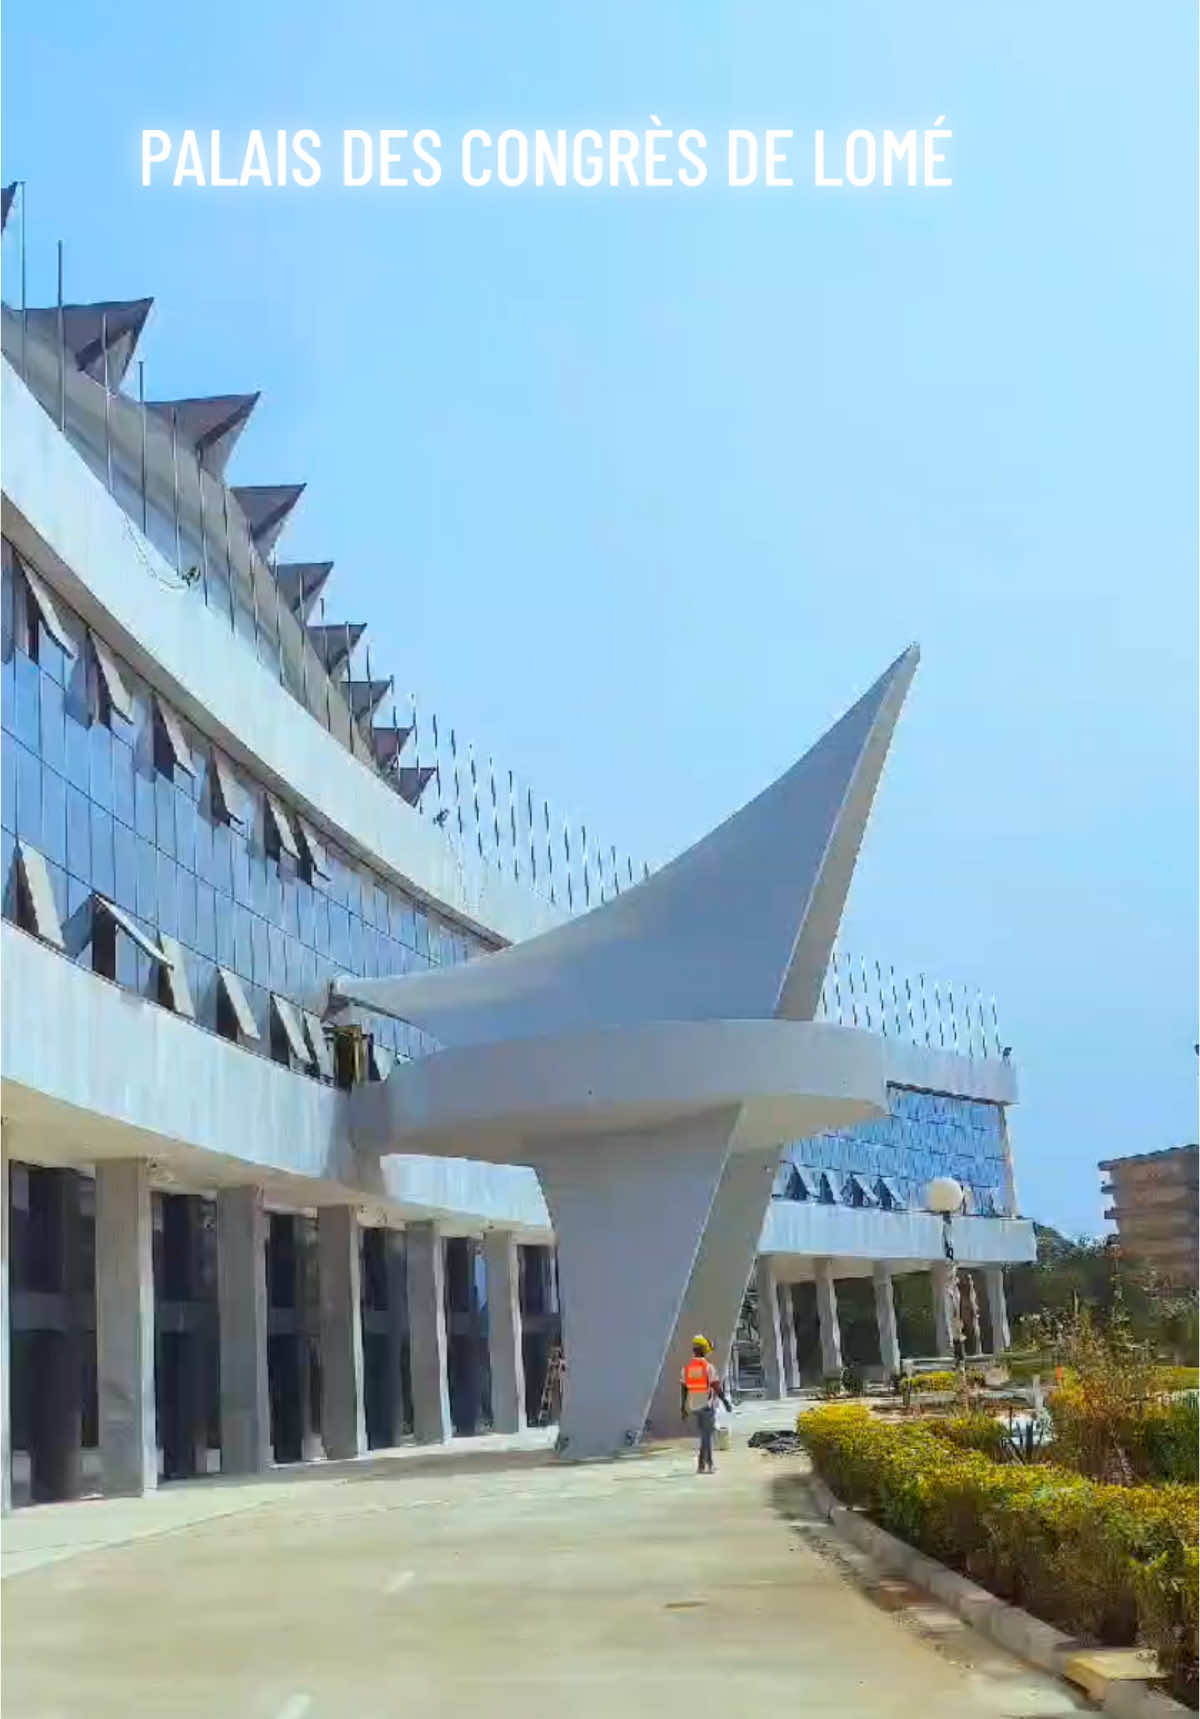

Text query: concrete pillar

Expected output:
[531,1111,736,1460]
[317,1207,366,1460]
[814,1258,843,1378]
[483,1231,526,1434]
[405,1222,452,1444]
[385,1232,409,1444]
[95,1162,158,1496]
[1,1154,10,1514]
[931,1261,955,1357]
[779,1283,800,1391]
[985,1267,1011,1353]
[646,1144,782,1437]
[755,1256,787,1399]
[872,1263,901,1375]
[217,1186,271,1474]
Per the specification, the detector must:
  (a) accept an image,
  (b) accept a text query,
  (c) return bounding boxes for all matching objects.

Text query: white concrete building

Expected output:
[0,227,1034,1504]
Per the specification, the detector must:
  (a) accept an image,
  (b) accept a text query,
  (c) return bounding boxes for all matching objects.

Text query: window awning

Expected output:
[264,792,301,861]
[791,1166,822,1201]
[302,1009,334,1079]
[846,1172,879,1207]
[271,993,311,1065]
[18,558,75,656]
[816,1171,840,1205]
[876,1176,907,1211]
[217,966,259,1039]
[158,934,195,1018]
[154,695,194,776]
[295,815,330,879]
[209,749,244,825]
[88,631,135,723]
[14,841,65,949]
[93,895,169,965]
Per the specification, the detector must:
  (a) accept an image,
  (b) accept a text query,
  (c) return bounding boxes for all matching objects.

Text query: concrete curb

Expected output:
[803,1473,1191,1718]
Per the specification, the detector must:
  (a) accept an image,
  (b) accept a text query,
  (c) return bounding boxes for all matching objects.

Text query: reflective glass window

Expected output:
[134,769,156,842]
[194,880,215,958]
[66,782,90,882]
[113,821,136,913]
[154,774,176,859]
[136,837,158,922]
[15,743,42,847]
[88,719,113,811]
[39,674,65,777]
[90,806,115,899]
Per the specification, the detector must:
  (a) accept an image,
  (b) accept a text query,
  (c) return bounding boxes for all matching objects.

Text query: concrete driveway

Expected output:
[1,1411,1088,1718]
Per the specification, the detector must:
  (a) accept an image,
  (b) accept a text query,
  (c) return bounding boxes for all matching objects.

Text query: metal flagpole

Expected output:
[138,361,148,533]
[272,554,285,687]
[19,180,27,382]
[170,407,182,574]
[196,460,210,607]
[319,597,332,732]
[247,518,261,659]
[101,311,112,492]
[220,486,237,634]
[56,240,65,430]
[508,770,518,882]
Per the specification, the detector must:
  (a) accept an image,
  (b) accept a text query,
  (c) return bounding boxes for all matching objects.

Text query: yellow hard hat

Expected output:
[691,1333,712,1352]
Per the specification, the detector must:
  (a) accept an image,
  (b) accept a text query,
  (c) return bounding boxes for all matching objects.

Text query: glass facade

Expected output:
[1,537,495,1074]
[775,1084,1011,1215]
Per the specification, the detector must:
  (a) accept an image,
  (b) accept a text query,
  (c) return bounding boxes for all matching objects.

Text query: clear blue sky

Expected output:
[3,2,1196,1235]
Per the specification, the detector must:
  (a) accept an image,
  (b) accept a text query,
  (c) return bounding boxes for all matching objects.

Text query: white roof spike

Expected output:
[330,648,920,1048]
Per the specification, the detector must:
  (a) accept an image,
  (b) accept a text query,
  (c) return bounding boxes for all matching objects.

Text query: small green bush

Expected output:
[929,1412,1017,1462]
[796,1405,1198,1705]
[1051,1387,1200,1485]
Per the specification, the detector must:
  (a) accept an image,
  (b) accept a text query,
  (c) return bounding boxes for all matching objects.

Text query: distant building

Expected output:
[1100,1147,1199,1290]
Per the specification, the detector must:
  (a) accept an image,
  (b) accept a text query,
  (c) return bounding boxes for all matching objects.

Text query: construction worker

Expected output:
[680,1335,732,1474]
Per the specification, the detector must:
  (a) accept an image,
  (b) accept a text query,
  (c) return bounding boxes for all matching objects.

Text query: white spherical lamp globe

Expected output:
[927,1176,964,1215]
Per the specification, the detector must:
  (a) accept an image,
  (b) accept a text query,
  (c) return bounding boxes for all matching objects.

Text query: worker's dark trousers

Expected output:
[693,1405,716,1471]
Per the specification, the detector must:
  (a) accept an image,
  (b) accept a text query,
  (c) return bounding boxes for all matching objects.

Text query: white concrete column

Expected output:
[931,1261,955,1357]
[985,1267,1011,1353]
[814,1258,843,1378]
[755,1256,787,1399]
[646,1144,783,1436]
[779,1282,800,1391]
[484,1231,526,1434]
[1,1152,10,1514]
[217,1186,271,1474]
[317,1207,367,1460]
[531,1109,735,1459]
[405,1222,452,1444]
[872,1263,901,1375]
[94,1161,158,1496]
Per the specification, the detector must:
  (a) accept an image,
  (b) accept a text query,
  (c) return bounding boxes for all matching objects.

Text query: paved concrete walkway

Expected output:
[2,1410,1088,1718]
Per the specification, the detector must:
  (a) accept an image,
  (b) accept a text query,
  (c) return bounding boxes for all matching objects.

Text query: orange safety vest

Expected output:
[683,1358,713,1403]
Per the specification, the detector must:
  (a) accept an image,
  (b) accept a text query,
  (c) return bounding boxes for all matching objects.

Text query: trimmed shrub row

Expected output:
[796,1405,1199,1707]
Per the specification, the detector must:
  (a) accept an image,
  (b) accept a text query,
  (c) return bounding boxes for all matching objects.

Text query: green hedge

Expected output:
[796,1405,1199,1706]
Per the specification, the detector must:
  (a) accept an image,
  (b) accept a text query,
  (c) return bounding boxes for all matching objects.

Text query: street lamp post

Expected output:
[927,1177,968,1389]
